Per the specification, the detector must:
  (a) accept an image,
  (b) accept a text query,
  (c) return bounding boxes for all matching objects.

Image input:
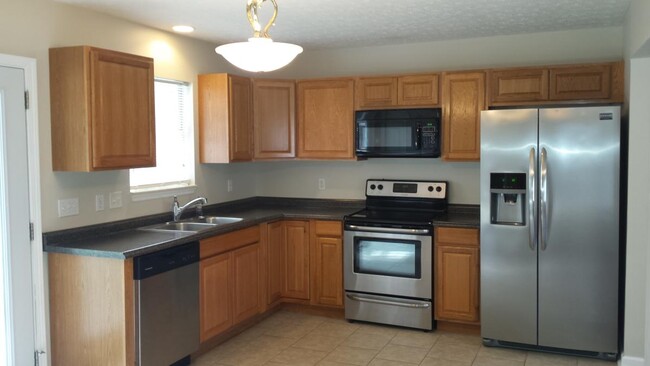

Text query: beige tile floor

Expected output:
[192,311,616,366]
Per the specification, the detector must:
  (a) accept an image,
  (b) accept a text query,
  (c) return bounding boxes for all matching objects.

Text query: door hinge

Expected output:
[34,350,44,366]
[24,90,29,110]
[29,222,34,241]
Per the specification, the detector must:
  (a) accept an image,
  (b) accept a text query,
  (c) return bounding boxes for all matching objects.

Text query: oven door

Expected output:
[344,225,432,299]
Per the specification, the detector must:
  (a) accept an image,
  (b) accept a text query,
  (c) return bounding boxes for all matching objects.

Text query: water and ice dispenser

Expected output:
[490,173,526,226]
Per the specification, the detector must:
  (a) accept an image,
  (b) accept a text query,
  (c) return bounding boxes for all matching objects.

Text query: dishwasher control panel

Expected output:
[134,241,200,280]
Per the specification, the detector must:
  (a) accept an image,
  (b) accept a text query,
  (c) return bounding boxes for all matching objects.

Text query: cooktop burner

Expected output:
[344,179,448,228]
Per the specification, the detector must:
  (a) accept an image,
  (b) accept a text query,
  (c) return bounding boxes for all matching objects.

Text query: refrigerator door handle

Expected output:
[528,147,536,251]
[540,147,549,251]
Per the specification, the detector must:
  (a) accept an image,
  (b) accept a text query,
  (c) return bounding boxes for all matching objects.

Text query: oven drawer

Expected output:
[345,292,433,330]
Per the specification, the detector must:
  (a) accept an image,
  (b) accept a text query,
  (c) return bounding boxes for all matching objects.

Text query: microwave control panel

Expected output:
[420,124,438,149]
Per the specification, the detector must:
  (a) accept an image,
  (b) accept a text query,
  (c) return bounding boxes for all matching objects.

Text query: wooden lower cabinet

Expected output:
[310,220,344,307]
[200,253,232,341]
[282,221,310,299]
[435,227,480,324]
[199,226,261,343]
[266,221,285,304]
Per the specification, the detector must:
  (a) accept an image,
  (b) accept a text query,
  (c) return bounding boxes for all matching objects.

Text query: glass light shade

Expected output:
[215,37,303,72]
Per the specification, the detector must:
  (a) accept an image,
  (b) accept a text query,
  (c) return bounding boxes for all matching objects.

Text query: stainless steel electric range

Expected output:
[343,179,448,331]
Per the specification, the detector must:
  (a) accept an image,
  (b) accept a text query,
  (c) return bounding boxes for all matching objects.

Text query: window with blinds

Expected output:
[130,78,194,193]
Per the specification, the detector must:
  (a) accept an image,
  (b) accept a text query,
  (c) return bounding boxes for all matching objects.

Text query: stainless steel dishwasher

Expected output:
[134,242,200,366]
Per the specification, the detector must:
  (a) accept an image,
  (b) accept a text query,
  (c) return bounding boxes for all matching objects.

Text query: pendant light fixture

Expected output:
[216,0,303,72]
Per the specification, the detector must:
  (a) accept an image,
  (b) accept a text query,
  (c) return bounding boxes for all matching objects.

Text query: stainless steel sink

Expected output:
[195,216,243,225]
[139,217,243,233]
[141,222,217,233]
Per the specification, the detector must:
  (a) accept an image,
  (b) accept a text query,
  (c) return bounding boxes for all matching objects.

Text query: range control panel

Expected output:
[366,179,447,199]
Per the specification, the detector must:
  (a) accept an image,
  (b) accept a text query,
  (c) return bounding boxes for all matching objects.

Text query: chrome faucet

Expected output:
[172,196,207,222]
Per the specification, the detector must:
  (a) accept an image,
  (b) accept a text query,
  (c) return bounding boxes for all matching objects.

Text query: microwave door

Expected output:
[356,120,418,156]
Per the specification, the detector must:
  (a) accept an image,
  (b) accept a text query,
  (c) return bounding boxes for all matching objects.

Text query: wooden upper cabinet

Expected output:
[398,74,440,106]
[488,61,624,106]
[549,63,614,101]
[199,73,253,163]
[49,46,155,171]
[252,79,296,159]
[435,227,480,324]
[297,79,355,159]
[356,77,397,109]
[356,74,439,109]
[488,68,549,104]
[442,71,486,161]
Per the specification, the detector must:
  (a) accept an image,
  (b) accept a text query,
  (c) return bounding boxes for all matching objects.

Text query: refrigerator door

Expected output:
[480,109,538,345]
[538,107,619,353]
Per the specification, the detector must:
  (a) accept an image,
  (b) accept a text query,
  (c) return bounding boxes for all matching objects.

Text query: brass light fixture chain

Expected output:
[246,0,278,39]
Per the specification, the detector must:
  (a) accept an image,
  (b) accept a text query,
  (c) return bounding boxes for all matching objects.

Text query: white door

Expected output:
[0,65,35,365]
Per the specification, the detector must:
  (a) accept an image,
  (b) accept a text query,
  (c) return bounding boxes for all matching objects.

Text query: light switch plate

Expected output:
[109,191,122,209]
[227,179,233,192]
[318,178,326,191]
[58,198,79,217]
[95,194,105,211]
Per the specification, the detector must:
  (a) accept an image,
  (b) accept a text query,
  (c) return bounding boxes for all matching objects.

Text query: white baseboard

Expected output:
[620,355,645,366]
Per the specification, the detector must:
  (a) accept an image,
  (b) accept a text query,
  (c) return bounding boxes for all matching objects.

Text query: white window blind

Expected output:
[130,78,194,193]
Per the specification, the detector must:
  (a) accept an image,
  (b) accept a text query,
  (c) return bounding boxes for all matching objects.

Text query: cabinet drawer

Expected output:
[436,227,479,247]
[314,220,342,237]
[201,226,261,259]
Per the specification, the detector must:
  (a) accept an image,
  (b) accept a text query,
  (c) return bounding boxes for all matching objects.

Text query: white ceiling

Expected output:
[55,0,632,50]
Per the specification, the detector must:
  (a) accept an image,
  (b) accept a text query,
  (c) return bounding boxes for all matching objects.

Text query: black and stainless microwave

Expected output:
[355,108,441,158]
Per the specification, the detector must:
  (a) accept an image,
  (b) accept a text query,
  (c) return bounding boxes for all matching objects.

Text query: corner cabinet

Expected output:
[49,46,155,171]
[435,227,480,324]
[199,73,253,163]
[252,79,296,159]
[441,71,486,161]
[296,79,355,159]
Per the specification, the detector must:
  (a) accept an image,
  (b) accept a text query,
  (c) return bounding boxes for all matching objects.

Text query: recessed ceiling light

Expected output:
[172,25,194,33]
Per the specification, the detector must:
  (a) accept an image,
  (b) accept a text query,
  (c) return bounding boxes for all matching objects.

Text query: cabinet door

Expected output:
[253,80,296,159]
[549,64,611,101]
[200,253,232,342]
[89,48,156,169]
[435,245,480,323]
[355,77,397,109]
[232,243,260,324]
[398,74,439,106]
[283,221,310,299]
[312,235,343,307]
[229,75,253,161]
[267,221,285,304]
[297,79,355,159]
[442,72,486,161]
[488,68,549,105]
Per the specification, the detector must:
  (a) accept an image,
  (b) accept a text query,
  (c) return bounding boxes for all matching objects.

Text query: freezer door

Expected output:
[480,109,538,345]
[538,107,619,353]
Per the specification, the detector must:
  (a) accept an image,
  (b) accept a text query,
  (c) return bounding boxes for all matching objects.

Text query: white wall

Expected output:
[0,0,258,231]
[622,0,650,363]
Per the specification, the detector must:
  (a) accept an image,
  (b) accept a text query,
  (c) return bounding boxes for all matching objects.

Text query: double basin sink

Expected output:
[140,216,243,233]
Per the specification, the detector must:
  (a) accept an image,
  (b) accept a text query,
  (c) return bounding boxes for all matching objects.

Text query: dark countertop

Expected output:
[43,197,479,259]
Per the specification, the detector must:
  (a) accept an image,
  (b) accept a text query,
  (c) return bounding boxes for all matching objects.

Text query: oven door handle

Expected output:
[345,225,431,235]
[346,294,431,309]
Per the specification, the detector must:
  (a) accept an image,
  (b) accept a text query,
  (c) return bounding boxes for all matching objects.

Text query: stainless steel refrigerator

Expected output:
[480,106,620,360]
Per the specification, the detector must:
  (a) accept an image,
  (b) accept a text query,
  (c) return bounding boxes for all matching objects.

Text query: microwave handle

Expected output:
[415,127,421,149]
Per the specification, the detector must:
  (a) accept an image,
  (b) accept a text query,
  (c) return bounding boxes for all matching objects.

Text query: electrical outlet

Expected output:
[95,194,105,211]
[109,191,123,209]
[57,198,79,217]
[227,179,233,192]
[318,178,326,191]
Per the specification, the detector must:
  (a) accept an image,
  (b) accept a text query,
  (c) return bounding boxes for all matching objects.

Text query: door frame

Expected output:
[0,53,46,365]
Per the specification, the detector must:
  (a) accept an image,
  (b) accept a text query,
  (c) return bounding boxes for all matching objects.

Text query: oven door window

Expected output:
[353,237,421,279]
